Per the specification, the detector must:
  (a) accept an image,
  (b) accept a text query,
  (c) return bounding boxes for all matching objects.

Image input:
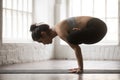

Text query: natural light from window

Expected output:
[2,0,32,43]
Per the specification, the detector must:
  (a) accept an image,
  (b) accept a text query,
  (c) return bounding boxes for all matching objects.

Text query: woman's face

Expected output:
[38,32,52,45]
[38,37,52,45]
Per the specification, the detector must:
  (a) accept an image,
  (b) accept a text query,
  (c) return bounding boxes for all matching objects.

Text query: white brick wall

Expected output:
[55,45,120,61]
[0,43,54,65]
[81,45,120,60]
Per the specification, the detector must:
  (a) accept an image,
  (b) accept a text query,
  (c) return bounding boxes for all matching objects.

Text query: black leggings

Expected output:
[67,18,107,45]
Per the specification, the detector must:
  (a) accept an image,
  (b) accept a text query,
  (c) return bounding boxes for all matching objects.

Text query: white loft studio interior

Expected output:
[0,0,120,70]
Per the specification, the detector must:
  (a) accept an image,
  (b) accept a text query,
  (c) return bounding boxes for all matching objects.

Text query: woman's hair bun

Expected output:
[30,23,37,32]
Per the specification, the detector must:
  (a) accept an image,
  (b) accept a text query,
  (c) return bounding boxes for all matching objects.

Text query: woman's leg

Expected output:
[67,18,107,45]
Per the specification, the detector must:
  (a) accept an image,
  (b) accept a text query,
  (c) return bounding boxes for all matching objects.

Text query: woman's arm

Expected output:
[68,44,83,72]
[59,33,83,72]
[55,23,83,73]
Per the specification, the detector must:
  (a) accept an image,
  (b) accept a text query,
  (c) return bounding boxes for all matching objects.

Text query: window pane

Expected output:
[18,0,22,11]
[69,0,81,16]
[13,0,17,10]
[23,13,28,40]
[106,19,118,41]
[107,0,118,17]
[6,10,12,38]
[2,0,33,43]
[6,0,12,9]
[28,0,32,12]
[12,11,17,39]
[2,9,6,38]
[94,0,105,18]
[82,0,93,16]
[18,12,23,39]
[23,0,27,12]
[27,14,32,40]
[3,0,6,8]
[68,0,73,17]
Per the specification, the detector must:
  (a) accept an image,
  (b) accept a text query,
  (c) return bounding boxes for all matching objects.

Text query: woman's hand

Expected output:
[69,68,83,73]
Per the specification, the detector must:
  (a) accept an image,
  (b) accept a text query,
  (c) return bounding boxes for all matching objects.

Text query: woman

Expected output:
[30,16,107,73]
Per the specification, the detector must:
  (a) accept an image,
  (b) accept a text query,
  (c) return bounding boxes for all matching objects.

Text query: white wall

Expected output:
[0,0,55,65]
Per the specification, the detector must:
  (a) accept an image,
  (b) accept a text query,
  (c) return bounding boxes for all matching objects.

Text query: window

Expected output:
[2,0,33,43]
[61,0,119,45]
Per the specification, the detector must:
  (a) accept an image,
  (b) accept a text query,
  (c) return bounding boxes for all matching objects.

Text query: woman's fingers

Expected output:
[69,68,82,73]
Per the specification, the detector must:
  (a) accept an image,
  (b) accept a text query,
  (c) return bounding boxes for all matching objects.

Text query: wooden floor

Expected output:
[0,74,120,80]
[0,60,120,80]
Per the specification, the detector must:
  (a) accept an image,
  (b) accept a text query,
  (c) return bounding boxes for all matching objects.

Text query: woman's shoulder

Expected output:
[55,20,69,30]
[54,20,69,37]
[76,16,93,24]
[75,16,93,20]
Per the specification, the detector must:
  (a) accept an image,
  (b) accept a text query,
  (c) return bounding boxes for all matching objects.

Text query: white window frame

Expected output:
[2,0,33,43]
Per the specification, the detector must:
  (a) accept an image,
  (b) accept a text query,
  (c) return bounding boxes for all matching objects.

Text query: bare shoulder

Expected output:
[76,16,93,21]
[76,16,93,19]
[54,20,69,37]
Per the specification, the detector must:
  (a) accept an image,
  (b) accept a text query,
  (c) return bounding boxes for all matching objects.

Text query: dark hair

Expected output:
[30,23,49,41]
